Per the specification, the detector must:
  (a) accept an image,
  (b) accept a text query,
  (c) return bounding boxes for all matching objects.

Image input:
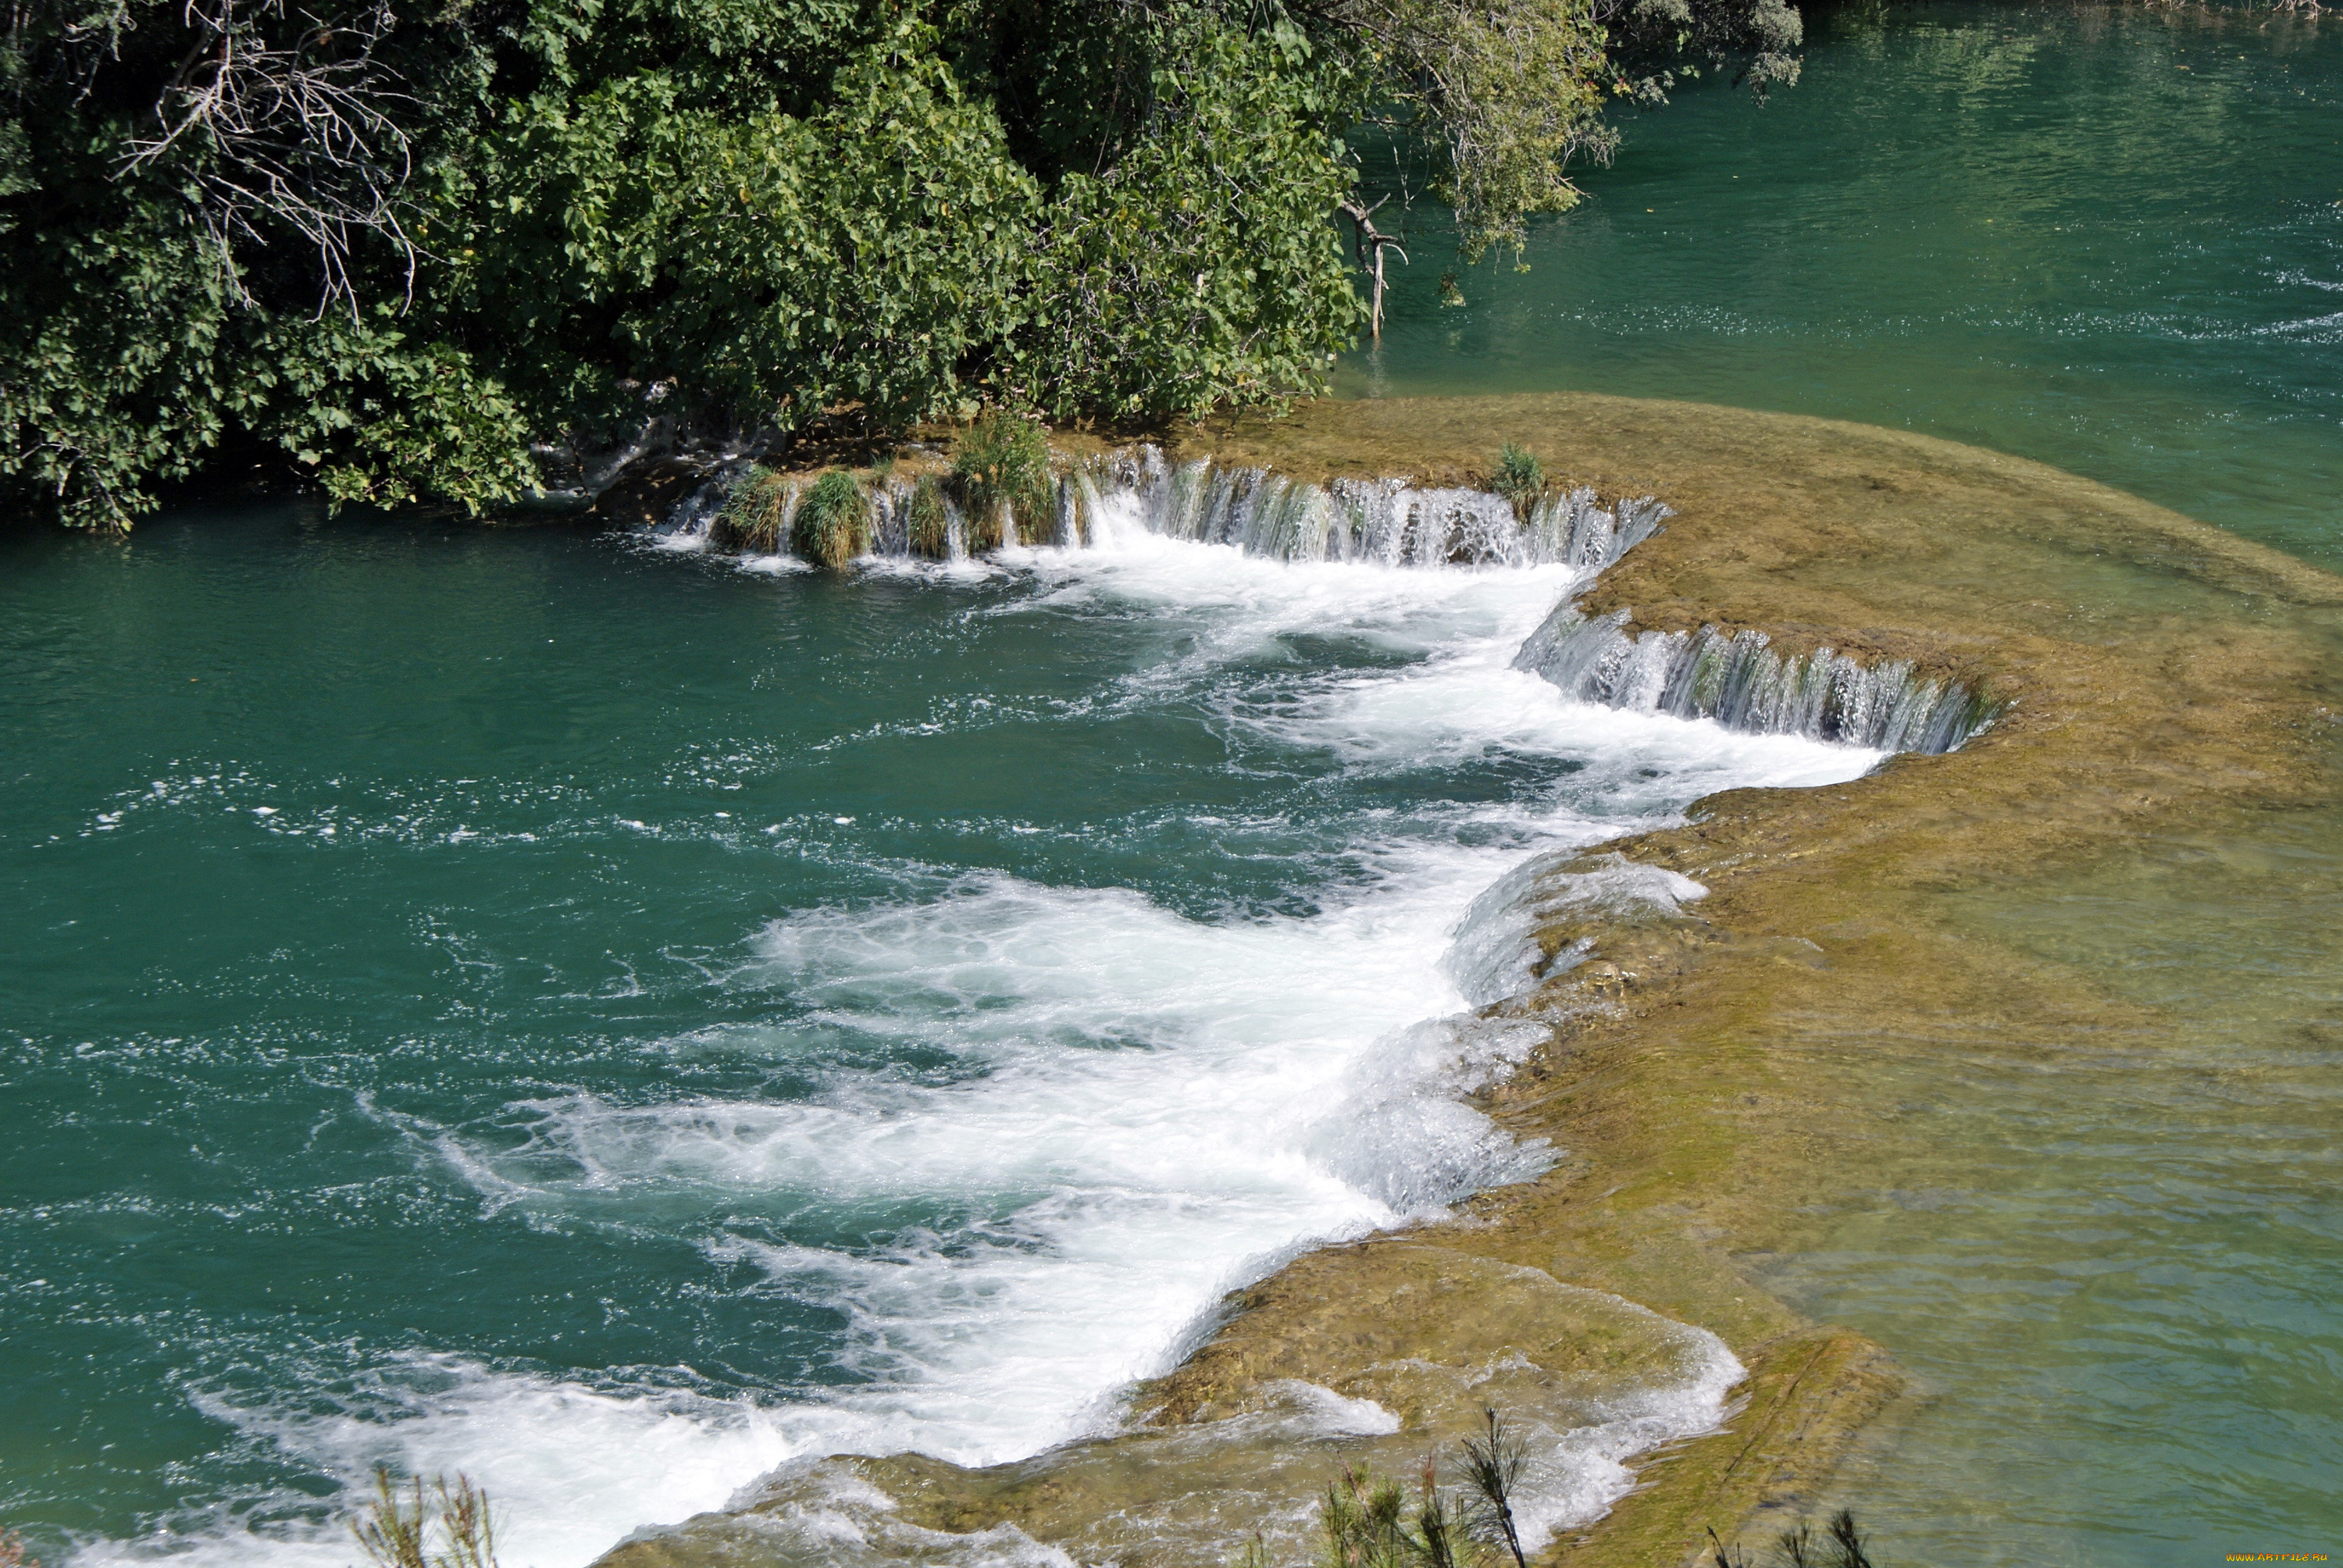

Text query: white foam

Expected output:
[98,529,1879,1568]
[73,1355,790,1568]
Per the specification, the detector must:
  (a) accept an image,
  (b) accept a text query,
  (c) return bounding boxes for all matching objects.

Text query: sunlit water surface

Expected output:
[7,5,2343,1566]
[0,515,1874,1568]
[1351,2,2343,1560]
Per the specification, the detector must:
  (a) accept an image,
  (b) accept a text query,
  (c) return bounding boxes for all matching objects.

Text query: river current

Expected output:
[5,4,2341,1567]
[0,507,1875,1567]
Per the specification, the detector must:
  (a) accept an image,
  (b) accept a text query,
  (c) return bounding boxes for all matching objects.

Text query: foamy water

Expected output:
[55,518,1877,1568]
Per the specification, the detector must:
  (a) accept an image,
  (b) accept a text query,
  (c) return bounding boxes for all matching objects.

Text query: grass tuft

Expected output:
[908,473,953,559]
[1492,444,1546,520]
[952,408,1054,549]
[793,469,868,568]
[715,465,792,554]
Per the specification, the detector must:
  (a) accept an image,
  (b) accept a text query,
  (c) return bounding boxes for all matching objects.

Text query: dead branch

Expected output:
[1339,195,1408,340]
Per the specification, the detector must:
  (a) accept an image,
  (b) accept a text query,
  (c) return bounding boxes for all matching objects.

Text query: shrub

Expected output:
[1492,444,1546,519]
[792,469,868,568]
[952,409,1054,549]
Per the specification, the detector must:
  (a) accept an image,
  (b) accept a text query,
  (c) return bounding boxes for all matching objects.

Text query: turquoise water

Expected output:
[0,510,1869,1566]
[1350,3,2343,1559]
[1348,1,2343,561]
[7,5,2343,1566]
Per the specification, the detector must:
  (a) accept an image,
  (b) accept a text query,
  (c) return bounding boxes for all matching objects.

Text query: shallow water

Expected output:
[9,6,2342,1566]
[1348,1,2343,563]
[1760,819,2343,1564]
[0,509,1874,1566]
[1350,3,2343,1560]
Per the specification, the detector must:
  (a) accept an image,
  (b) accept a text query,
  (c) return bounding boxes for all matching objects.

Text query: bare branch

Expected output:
[115,0,422,312]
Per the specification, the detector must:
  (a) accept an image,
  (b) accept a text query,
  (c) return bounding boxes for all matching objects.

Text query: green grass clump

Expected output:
[353,1469,500,1568]
[1492,444,1546,519]
[952,408,1054,549]
[908,473,953,559]
[792,469,868,568]
[715,465,793,553]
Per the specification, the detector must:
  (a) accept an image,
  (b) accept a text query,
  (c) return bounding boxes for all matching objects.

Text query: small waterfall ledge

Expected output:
[649,445,1997,755]
[651,446,1674,572]
[1072,447,1672,570]
[1514,605,2001,755]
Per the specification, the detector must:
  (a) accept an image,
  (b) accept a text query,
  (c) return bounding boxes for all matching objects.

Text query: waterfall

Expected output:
[1513,606,1999,755]
[651,446,1667,572]
[1078,447,1671,569]
[643,447,1990,757]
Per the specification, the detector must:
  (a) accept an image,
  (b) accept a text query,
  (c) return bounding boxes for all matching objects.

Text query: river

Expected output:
[3,4,2338,1566]
[1350,4,2343,1561]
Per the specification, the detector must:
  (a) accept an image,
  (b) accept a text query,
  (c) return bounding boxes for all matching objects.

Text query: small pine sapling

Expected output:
[1459,1409,1528,1568]
[352,1469,500,1568]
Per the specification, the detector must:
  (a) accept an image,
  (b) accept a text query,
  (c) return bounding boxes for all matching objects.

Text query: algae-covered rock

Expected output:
[594,393,2343,1568]
[597,1249,1744,1568]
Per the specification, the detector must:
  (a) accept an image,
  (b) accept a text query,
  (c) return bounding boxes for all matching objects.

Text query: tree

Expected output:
[0,0,1800,529]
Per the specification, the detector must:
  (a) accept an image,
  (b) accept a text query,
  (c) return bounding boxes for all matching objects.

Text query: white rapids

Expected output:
[87,476,1891,1568]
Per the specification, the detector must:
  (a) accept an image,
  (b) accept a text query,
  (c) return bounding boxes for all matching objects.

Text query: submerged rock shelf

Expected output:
[593,392,2343,1568]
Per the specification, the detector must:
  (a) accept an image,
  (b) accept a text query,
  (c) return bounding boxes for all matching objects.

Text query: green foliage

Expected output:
[1372,0,1617,260]
[793,469,870,567]
[908,474,954,559]
[1492,444,1546,517]
[0,0,1799,529]
[952,408,1054,548]
[486,23,1043,434]
[1011,14,1366,422]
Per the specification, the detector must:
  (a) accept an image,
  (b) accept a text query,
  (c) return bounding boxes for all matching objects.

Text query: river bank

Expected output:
[589,391,2343,1566]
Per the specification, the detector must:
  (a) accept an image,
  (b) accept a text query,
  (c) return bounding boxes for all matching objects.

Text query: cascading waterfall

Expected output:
[651,447,1669,572]
[644,446,1992,755]
[1069,447,1671,569]
[1514,605,1999,755]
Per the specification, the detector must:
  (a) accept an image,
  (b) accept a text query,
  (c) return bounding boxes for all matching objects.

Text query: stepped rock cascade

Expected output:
[1514,605,2000,754]
[648,450,1989,756]
[651,447,1671,572]
[1070,447,1672,568]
